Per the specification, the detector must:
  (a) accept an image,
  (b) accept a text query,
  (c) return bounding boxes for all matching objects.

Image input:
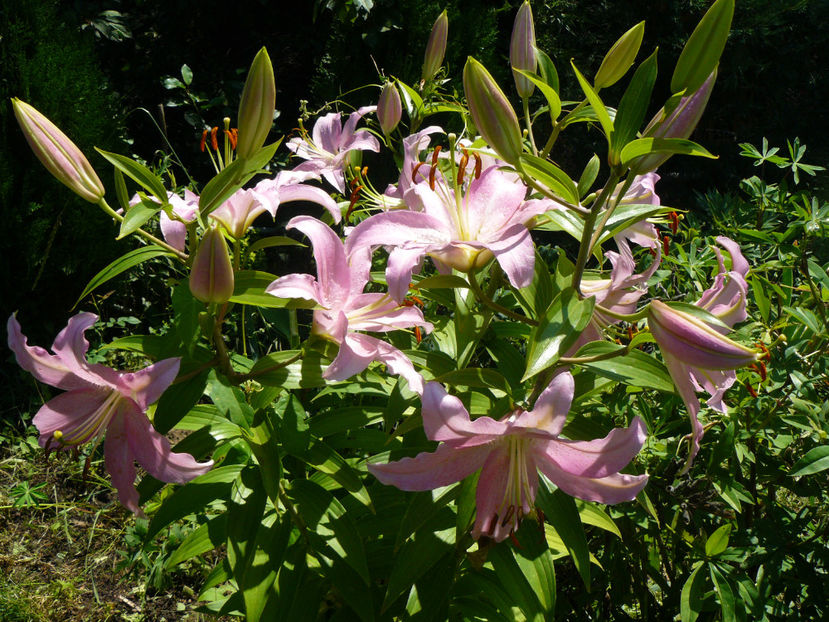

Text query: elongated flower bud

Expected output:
[594,21,645,90]
[12,98,105,203]
[189,226,235,303]
[236,47,276,159]
[634,71,716,172]
[377,82,402,135]
[647,300,758,370]
[510,1,537,99]
[463,57,523,164]
[421,10,448,82]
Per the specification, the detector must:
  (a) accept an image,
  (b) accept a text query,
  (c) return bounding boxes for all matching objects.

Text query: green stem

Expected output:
[559,344,631,365]
[467,269,538,326]
[571,172,620,294]
[539,99,587,158]
[521,172,590,215]
[588,172,635,253]
[98,198,188,261]
[522,97,538,156]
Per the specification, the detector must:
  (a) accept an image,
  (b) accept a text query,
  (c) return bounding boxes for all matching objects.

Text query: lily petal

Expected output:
[369,442,489,490]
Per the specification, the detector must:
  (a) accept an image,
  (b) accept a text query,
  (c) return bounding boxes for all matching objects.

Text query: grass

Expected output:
[0,419,225,621]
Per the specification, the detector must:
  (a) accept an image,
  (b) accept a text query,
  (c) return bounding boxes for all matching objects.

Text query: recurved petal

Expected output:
[537,460,649,504]
[266,273,324,306]
[484,223,535,289]
[661,352,704,472]
[521,370,574,435]
[159,212,187,252]
[715,236,749,276]
[341,106,377,145]
[287,216,351,308]
[539,416,647,478]
[277,183,342,223]
[117,357,180,411]
[341,131,381,154]
[326,333,425,394]
[122,402,213,484]
[104,415,142,514]
[421,381,508,443]
[32,387,114,448]
[369,442,490,490]
[464,166,528,238]
[312,112,343,154]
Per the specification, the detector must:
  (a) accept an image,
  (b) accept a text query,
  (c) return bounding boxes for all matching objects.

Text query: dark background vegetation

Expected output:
[2,0,827,421]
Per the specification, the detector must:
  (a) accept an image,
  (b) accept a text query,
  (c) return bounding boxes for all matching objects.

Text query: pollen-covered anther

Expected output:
[668,211,680,235]
[428,163,437,191]
[430,145,442,165]
[414,326,422,343]
[210,126,219,151]
[757,342,771,360]
[411,161,427,184]
[746,380,758,398]
[200,129,208,152]
[750,360,767,382]
[662,235,670,255]
[345,185,363,221]
[472,152,482,179]
[458,151,469,186]
[224,128,238,150]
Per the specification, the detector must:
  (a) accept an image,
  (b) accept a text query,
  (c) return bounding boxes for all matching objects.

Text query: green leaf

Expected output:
[383,524,455,611]
[709,563,736,622]
[146,464,245,541]
[519,154,579,205]
[511,528,556,617]
[154,368,209,434]
[523,287,595,381]
[574,500,622,539]
[303,440,373,510]
[95,148,168,202]
[789,446,829,476]
[249,349,327,389]
[536,484,590,589]
[680,561,706,622]
[199,141,281,218]
[621,137,716,166]
[113,168,130,212]
[118,196,162,239]
[705,523,732,557]
[488,541,547,622]
[394,486,461,550]
[247,236,305,254]
[181,63,193,85]
[230,270,316,308]
[166,514,228,569]
[413,274,470,290]
[535,46,559,92]
[286,479,370,585]
[749,274,770,323]
[207,369,253,429]
[610,49,658,162]
[396,78,424,119]
[74,246,175,308]
[572,342,675,393]
[434,368,511,397]
[671,0,734,94]
[514,68,561,120]
[570,62,614,137]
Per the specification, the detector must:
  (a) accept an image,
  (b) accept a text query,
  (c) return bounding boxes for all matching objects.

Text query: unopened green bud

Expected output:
[671,0,733,95]
[421,10,448,82]
[377,82,402,135]
[189,226,235,304]
[236,47,276,159]
[594,21,645,90]
[12,98,105,203]
[510,1,537,99]
[463,57,523,165]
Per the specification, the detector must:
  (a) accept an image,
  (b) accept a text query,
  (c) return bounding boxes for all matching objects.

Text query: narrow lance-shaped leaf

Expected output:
[671,0,734,94]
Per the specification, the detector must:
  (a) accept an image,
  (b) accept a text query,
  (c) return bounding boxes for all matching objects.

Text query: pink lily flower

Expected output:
[382,126,443,207]
[648,237,756,468]
[7,313,213,514]
[345,165,556,301]
[210,173,341,238]
[129,190,198,253]
[370,371,648,542]
[265,216,432,393]
[287,106,380,194]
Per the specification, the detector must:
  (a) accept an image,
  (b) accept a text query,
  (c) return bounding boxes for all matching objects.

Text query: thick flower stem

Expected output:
[539,99,588,158]
[571,172,620,294]
[588,173,636,252]
[467,269,538,326]
[97,198,188,261]
[522,97,538,156]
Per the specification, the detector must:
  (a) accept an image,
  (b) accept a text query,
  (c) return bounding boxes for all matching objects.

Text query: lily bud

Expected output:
[12,98,105,203]
[594,22,645,90]
[634,70,716,172]
[463,57,523,165]
[421,10,448,82]
[647,300,759,371]
[236,47,276,159]
[510,1,537,99]
[377,82,402,135]
[189,226,235,304]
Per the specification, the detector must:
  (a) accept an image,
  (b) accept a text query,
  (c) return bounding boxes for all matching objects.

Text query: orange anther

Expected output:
[457,153,469,186]
[224,129,237,150]
[414,326,422,343]
[345,185,363,221]
[746,381,757,398]
[668,211,679,235]
[662,235,670,256]
[473,152,482,179]
[361,166,368,177]
[431,145,442,166]
[750,361,767,382]
[429,164,437,191]
[210,126,219,151]
[200,129,208,152]
[412,161,427,184]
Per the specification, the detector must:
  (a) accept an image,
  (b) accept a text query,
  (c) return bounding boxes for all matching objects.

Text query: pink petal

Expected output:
[536,459,649,504]
[266,273,324,306]
[104,414,141,514]
[340,106,376,146]
[287,216,351,308]
[521,370,574,435]
[715,236,749,276]
[160,212,187,252]
[322,168,347,195]
[483,223,536,288]
[538,416,647,478]
[123,404,213,484]
[312,112,343,154]
[464,166,528,239]
[32,387,113,448]
[325,333,424,394]
[117,357,180,411]
[369,442,489,490]
[341,132,381,154]
[661,353,704,472]
[421,381,508,443]
[277,183,341,223]
[386,246,429,302]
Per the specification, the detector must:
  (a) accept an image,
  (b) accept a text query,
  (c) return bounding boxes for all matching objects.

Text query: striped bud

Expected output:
[189,226,235,303]
[463,57,523,164]
[377,82,402,135]
[510,1,537,99]
[12,98,105,203]
[236,47,276,159]
[421,10,448,82]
